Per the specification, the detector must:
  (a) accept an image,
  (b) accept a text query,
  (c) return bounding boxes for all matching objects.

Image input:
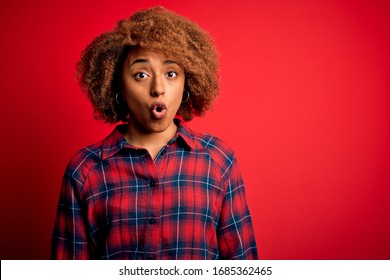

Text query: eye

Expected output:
[134,72,148,80]
[167,71,178,78]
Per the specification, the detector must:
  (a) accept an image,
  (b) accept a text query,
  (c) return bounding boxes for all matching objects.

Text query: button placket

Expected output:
[145,174,160,256]
[155,146,167,162]
[142,155,161,259]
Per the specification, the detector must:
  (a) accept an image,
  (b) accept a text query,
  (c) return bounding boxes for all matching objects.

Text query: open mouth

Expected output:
[151,102,167,119]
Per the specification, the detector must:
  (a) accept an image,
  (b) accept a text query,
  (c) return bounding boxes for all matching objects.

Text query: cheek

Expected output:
[172,84,184,105]
[125,95,145,112]
[173,76,185,97]
[123,82,147,101]
[123,88,147,113]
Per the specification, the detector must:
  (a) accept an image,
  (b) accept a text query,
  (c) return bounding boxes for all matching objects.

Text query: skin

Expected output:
[121,48,185,159]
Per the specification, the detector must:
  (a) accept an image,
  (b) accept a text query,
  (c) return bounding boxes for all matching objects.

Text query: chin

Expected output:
[147,118,174,133]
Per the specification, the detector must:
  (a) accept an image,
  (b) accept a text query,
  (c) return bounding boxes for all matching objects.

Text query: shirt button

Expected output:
[161,149,167,156]
[149,218,156,225]
[150,180,156,188]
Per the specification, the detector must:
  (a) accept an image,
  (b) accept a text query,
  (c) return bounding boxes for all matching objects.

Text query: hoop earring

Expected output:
[116,93,121,105]
[182,90,190,103]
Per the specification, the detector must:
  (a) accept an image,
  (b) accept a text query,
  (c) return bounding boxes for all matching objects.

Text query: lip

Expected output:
[151,102,167,119]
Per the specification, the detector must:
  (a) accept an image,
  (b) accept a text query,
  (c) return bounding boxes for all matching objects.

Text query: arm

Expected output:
[51,171,90,259]
[217,156,258,260]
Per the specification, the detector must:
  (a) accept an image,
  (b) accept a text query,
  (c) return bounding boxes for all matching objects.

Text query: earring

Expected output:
[182,90,190,103]
[115,93,121,105]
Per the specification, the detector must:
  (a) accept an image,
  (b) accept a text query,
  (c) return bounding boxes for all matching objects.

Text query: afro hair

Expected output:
[77,6,219,123]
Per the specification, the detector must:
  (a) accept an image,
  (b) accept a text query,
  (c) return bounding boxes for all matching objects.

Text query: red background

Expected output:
[1,0,389,259]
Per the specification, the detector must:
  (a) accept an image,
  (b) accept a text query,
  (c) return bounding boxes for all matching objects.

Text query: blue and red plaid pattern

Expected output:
[51,119,258,259]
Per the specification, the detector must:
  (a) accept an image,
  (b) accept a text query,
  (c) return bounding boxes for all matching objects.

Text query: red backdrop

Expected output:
[1,0,389,259]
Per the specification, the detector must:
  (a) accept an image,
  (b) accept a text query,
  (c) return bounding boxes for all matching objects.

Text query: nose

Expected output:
[150,75,165,97]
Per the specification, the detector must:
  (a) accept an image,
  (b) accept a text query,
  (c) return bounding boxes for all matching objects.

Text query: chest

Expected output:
[82,151,225,225]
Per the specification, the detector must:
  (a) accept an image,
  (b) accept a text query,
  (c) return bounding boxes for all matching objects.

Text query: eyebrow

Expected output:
[129,58,180,67]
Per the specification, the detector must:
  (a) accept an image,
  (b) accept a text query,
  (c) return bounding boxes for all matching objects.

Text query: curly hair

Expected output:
[77,6,219,123]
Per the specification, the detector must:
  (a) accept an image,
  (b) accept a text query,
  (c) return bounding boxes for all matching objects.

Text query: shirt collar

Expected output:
[101,118,196,160]
[172,118,196,150]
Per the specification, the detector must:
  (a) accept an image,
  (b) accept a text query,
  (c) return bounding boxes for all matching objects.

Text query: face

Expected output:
[121,49,185,134]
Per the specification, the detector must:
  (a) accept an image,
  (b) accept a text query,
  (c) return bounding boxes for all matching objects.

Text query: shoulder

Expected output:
[191,129,237,172]
[64,140,104,185]
[178,120,236,169]
[64,125,126,183]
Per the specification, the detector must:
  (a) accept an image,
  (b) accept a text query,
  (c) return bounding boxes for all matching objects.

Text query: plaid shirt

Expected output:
[51,119,258,260]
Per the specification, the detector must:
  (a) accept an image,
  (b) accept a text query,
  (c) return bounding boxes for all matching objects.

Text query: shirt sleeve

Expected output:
[217,156,259,259]
[51,171,90,259]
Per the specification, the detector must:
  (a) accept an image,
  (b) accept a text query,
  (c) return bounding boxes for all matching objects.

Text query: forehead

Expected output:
[126,48,170,61]
[125,47,183,68]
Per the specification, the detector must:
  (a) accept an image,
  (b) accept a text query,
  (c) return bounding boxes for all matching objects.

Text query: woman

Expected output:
[51,6,258,260]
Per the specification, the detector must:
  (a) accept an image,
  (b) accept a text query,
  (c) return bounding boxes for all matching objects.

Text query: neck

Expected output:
[124,119,178,159]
